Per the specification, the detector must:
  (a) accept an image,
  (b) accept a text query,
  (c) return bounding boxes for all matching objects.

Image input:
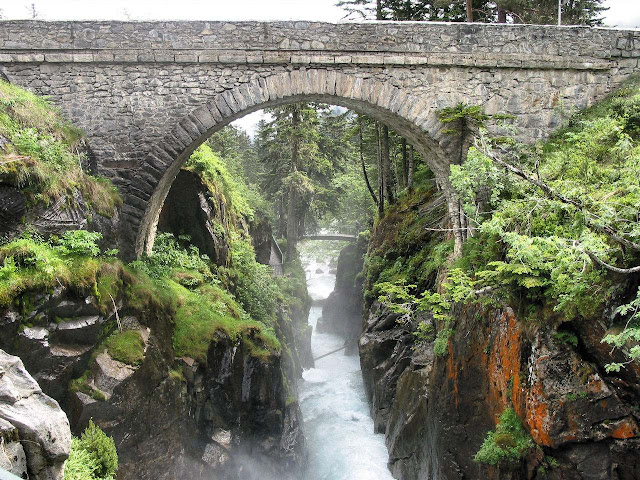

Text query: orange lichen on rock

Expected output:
[525,366,554,447]
[610,418,640,439]
[487,310,524,419]
[447,340,460,406]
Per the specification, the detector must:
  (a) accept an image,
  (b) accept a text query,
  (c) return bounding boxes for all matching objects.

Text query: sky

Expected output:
[1,0,639,134]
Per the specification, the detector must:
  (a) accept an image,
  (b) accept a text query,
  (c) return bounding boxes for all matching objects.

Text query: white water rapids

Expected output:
[299,258,394,480]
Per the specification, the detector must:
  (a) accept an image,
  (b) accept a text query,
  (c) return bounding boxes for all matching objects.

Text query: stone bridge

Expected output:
[0,20,639,258]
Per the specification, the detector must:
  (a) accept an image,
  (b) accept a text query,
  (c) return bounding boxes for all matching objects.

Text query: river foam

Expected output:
[299,258,393,480]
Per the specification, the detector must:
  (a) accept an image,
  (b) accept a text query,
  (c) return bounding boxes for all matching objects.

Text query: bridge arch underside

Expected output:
[135,71,457,257]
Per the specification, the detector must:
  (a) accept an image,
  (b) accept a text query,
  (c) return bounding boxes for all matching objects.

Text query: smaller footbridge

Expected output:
[300,234,357,242]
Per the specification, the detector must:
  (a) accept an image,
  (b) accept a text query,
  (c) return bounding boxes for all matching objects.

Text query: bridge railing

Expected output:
[299,234,357,242]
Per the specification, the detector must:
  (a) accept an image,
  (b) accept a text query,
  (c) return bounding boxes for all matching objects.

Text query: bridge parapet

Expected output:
[0,21,639,70]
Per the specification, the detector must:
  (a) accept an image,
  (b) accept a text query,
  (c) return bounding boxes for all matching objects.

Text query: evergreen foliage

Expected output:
[474,407,533,466]
[369,79,640,370]
[64,420,118,480]
[336,0,607,24]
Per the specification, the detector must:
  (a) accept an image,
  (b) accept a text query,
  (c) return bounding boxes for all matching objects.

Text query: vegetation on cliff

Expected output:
[64,420,118,480]
[473,407,533,466]
[371,78,640,372]
[0,80,120,216]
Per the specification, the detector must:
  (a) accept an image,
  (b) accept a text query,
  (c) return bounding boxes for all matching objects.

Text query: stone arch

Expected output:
[131,69,457,257]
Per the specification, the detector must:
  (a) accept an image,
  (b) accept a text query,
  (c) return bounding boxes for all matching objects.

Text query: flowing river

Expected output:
[299,257,394,480]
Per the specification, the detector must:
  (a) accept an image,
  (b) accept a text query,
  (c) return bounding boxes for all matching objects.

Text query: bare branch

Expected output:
[585,251,640,275]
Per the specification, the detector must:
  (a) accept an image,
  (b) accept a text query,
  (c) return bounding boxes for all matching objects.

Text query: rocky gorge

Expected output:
[2,21,640,480]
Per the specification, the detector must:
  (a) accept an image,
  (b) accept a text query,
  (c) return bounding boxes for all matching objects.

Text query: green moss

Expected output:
[0,81,121,213]
[169,279,280,364]
[474,407,533,466]
[96,263,124,313]
[168,366,186,383]
[69,371,94,396]
[185,143,255,220]
[91,390,107,402]
[104,330,145,366]
[0,234,109,308]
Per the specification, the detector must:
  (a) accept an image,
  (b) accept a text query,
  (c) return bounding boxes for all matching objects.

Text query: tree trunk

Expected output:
[286,106,300,261]
[359,116,379,206]
[446,190,464,258]
[407,144,415,191]
[376,123,385,215]
[376,0,383,20]
[401,138,408,188]
[497,7,507,23]
[466,0,473,22]
[382,124,394,205]
[278,196,286,237]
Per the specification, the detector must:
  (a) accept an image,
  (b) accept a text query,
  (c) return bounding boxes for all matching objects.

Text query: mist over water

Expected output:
[299,256,393,480]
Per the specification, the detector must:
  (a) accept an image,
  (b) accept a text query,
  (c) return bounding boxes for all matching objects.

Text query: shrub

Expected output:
[133,233,213,280]
[64,438,100,480]
[474,407,533,466]
[76,420,118,479]
[64,420,118,480]
[224,235,280,326]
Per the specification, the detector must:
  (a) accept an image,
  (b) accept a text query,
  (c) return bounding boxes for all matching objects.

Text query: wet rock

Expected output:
[11,325,92,403]
[0,184,26,237]
[0,310,20,351]
[361,300,640,480]
[91,351,136,398]
[202,442,230,469]
[68,391,98,431]
[0,349,71,480]
[319,241,366,341]
[52,315,103,345]
[157,170,231,266]
[50,298,100,319]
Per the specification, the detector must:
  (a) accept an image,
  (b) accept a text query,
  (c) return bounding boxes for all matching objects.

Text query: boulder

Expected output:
[0,349,71,480]
[92,351,136,398]
[0,418,27,478]
[319,241,366,342]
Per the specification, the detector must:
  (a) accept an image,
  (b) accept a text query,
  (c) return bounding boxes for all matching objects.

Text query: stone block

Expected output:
[72,53,94,62]
[53,316,103,345]
[44,53,73,63]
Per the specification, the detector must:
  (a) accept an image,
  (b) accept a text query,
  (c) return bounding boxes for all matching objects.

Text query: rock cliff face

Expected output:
[360,299,640,480]
[1,162,311,479]
[157,170,235,266]
[0,349,71,480]
[1,269,306,480]
[318,239,366,348]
